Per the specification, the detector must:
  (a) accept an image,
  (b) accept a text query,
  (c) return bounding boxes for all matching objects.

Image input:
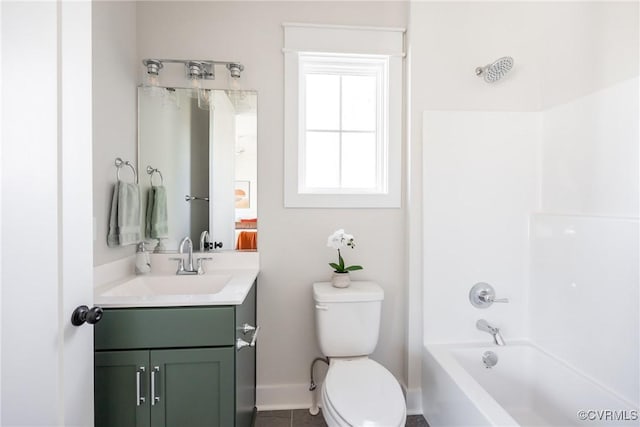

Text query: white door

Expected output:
[210,91,237,250]
[1,2,94,425]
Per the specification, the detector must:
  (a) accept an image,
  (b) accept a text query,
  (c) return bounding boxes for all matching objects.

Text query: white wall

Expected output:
[541,78,639,217]
[93,1,138,266]
[136,1,409,409]
[530,77,639,406]
[531,214,639,405]
[409,1,639,112]
[532,12,639,407]
[422,111,540,343]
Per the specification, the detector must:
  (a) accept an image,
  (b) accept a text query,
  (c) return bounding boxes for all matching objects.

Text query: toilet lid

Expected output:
[324,359,405,426]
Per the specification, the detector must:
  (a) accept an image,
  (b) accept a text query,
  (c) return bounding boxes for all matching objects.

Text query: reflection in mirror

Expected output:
[138,87,257,252]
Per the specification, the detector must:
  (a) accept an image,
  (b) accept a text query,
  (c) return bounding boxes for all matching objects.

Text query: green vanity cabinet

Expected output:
[95,350,150,427]
[94,282,257,427]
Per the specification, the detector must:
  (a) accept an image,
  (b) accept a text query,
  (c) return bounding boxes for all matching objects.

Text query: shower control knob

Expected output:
[71,305,104,326]
[214,241,223,249]
[469,283,509,308]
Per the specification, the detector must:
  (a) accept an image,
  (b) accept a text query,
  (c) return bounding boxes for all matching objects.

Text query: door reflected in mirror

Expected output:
[138,87,257,252]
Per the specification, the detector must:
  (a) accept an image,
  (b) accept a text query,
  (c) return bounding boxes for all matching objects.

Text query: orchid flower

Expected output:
[327,229,363,273]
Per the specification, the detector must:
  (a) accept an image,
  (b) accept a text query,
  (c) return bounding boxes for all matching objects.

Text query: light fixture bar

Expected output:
[142,58,244,81]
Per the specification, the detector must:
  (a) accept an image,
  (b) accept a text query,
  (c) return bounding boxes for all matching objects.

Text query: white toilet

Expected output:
[313,281,407,427]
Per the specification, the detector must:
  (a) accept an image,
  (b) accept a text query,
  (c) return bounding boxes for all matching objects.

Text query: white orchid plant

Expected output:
[327,229,363,274]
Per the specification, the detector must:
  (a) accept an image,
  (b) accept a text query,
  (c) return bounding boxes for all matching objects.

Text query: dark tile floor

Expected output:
[255,409,429,427]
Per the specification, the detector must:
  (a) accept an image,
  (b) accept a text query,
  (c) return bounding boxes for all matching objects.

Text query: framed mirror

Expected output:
[138,87,257,252]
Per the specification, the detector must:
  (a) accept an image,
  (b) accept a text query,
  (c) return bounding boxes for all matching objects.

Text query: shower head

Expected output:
[475,56,514,83]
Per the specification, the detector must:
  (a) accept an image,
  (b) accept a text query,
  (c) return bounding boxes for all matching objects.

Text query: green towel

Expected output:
[145,186,168,239]
[145,187,153,239]
[107,182,142,247]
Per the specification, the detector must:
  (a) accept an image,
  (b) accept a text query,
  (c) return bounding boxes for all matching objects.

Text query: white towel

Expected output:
[107,182,142,247]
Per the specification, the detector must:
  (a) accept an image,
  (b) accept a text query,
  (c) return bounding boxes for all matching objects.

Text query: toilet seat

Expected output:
[322,358,406,427]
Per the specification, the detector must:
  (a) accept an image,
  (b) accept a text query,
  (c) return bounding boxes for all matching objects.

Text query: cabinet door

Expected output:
[95,350,150,427]
[150,347,234,427]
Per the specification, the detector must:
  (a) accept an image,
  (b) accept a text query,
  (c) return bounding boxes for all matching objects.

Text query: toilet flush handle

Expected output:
[315,304,328,311]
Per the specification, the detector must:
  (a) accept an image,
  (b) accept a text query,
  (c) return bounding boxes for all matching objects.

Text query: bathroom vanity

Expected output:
[93,260,258,427]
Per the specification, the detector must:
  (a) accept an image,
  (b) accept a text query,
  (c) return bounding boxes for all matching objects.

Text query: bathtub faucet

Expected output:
[476,319,505,346]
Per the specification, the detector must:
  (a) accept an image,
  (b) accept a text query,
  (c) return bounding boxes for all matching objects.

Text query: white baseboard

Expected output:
[256,383,316,411]
[258,383,423,416]
[405,387,423,415]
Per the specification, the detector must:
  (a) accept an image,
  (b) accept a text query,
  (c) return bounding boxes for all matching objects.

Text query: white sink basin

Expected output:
[100,274,232,297]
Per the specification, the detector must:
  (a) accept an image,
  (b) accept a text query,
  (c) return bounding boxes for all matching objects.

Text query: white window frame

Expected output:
[299,53,388,195]
[283,23,404,208]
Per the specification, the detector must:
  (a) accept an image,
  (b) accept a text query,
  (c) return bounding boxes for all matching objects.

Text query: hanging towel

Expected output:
[145,186,169,239]
[236,231,257,250]
[107,181,142,247]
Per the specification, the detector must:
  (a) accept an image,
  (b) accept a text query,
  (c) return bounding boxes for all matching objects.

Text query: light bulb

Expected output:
[198,89,212,110]
[142,74,163,97]
[186,62,202,98]
[230,76,241,91]
[145,73,159,87]
[187,76,200,98]
[142,59,162,87]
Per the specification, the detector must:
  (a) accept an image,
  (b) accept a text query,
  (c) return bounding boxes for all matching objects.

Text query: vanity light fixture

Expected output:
[186,61,204,93]
[141,58,245,87]
[142,59,163,87]
[226,63,244,79]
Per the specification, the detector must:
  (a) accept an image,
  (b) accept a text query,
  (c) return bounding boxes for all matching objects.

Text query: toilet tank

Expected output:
[313,281,384,357]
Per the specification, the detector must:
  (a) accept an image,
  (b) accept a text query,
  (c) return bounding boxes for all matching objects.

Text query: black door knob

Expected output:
[71,305,104,326]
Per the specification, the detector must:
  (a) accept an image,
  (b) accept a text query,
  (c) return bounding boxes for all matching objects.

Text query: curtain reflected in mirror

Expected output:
[138,87,257,252]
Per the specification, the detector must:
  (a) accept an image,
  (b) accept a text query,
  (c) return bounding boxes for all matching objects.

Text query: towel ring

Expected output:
[115,157,138,183]
[146,166,164,186]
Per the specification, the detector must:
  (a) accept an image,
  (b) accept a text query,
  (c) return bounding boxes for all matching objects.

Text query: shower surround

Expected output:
[420,76,639,425]
[412,2,638,424]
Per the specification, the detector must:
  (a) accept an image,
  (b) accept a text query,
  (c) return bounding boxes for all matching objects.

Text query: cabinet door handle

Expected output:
[151,366,160,405]
[136,367,146,406]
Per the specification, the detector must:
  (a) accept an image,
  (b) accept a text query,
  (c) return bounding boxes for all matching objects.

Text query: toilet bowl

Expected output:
[321,358,406,427]
[313,281,407,427]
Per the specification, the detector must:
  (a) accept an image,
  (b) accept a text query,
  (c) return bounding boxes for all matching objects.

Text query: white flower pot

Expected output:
[331,272,351,288]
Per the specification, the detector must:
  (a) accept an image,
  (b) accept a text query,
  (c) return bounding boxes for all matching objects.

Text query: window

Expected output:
[300,54,387,194]
[284,23,404,208]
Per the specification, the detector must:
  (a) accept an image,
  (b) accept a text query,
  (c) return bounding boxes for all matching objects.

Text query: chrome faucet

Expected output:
[179,237,195,271]
[171,236,212,275]
[476,319,505,346]
[170,236,198,275]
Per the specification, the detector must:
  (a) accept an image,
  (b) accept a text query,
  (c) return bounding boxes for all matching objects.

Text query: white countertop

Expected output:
[93,252,259,308]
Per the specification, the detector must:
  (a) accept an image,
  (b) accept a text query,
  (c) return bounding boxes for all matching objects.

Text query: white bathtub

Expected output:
[423,341,639,427]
